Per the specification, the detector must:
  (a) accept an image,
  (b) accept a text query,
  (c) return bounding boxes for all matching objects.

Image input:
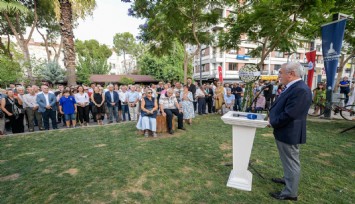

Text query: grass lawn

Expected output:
[0,115,354,203]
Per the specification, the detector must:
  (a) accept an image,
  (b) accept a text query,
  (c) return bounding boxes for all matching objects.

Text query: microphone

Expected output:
[233,113,257,120]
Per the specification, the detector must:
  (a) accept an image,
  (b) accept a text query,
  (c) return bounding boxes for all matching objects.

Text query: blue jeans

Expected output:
[121,104,130,121]
[234,98,242,111]
[64,113,76,121]
[198,98,206,114]
[107,105,118,122]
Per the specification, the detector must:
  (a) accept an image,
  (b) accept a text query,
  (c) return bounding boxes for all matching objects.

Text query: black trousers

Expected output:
[7,114,24,134]
[197,98,206,114]
[164,108,183,130]
[206,97,213,113]
[77,106,90,123]
[42,109,57,130]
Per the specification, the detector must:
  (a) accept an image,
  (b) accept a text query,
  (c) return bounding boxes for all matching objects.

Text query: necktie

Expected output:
[281,86,287,94]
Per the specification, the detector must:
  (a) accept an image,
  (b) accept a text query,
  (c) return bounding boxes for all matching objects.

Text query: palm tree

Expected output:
[56,0,95,86]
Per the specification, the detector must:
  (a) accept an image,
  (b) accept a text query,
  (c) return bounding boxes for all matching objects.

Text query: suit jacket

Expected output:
[188,84,196,99]
[269,80,312,145]
[36,93,57,112]
[205,88,214,101]
[105,91,119,107]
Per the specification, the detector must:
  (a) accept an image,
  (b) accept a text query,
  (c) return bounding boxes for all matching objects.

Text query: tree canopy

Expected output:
[137,41,189,82]
[75,39,112,84]
[219,0,336,70]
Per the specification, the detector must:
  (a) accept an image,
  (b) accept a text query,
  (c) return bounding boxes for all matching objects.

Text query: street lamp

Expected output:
[200,47,205,86]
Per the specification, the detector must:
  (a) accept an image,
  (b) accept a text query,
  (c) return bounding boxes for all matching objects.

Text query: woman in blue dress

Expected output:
[180,85,195,125]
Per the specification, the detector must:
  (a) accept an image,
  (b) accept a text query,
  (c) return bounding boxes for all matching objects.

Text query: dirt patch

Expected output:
[111,190,119,199]
[0,173,20,182]
[45,193,58,204]
[351,171,355,177]
[261,133,273,137]
[123,173,152,197]
[223,153,232,158]
[140,132,183,141]
[319,153,332,157]
[38,158,46,162]
[205,180,213,188]
[5,144,12,147]
[94,144,107,148]
[317,159,333,166]
[62,168,79,176]
[0,160,7,164]
[219,143,232,151]
[182,166,193,174]
[344,143,353,147]
[43,169,52,174]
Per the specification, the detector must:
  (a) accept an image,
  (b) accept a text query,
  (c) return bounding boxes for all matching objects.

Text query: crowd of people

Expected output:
[1,75,353,136]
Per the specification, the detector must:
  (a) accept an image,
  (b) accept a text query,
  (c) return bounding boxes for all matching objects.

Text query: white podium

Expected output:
[221,111,269,191]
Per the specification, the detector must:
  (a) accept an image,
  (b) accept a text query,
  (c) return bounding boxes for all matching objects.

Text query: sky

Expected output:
[74,0,144,47]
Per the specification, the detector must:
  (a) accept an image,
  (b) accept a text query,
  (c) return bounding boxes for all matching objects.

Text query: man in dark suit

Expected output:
[36,85,58,130]
[205,83,214,113]
[105,84,120,123]
[187,77,196,111]
[268,62,312,201]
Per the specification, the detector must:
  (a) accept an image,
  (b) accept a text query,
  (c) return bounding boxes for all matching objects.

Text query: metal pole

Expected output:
[200,47,202,86]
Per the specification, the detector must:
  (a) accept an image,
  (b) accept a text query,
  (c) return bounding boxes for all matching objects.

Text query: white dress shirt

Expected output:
[75,93,89,106]
[43,93,50,106]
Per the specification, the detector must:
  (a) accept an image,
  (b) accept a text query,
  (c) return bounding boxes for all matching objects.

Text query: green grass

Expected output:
[0,115,354,203]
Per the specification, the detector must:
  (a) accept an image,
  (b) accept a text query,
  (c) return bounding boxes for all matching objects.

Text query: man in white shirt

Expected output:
[127,86,139,121]
[119,86,130,121]
[23,87,44,131]
[159,88,185,134]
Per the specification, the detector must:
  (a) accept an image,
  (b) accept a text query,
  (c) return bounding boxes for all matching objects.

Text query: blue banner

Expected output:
[321,19,347,89]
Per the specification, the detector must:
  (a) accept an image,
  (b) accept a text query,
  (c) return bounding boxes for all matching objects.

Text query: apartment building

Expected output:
[192,8,335,87]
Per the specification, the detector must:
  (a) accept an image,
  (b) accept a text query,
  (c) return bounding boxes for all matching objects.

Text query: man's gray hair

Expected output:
[17,86,24,91]
[284,62,305,77]
[226,88,231,92]
[167,88,174,94]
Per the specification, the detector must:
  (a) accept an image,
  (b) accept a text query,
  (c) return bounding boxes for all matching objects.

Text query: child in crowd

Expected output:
[59,90,77,128]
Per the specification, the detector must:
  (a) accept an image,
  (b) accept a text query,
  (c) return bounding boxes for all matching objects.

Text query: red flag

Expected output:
[218,66,223,83]
[305,50,316,88]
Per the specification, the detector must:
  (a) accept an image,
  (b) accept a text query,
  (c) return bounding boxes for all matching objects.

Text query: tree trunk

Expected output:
[36,27,51,61]
[3,11,36,82]
[59,0,76,86]
[183,46,189,84]
[123,51,127,74]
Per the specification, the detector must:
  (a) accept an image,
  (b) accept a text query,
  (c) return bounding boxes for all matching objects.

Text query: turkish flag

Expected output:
[218,66,223,83]
[306,50,316,88]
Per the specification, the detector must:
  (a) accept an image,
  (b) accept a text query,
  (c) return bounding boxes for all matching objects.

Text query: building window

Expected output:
[228,49,237,54]
[274,50,284,58]
[228,63,238,71]
[296,53,301,60]
[245,48,254,55]
[317,55,323,64]
[274,64,281,70]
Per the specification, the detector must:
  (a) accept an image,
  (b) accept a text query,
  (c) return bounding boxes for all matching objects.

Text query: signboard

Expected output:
[236,55,251,60]
[218,66,223,83]
[321,19,347,88]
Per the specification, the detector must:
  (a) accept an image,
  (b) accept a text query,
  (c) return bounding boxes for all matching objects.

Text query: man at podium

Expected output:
[268,62,312,201]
